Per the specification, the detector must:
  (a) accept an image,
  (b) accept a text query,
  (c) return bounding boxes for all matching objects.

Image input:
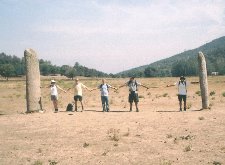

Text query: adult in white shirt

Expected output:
[167,76,189,111]
[49,80,66,113]
[68,78,91,112]
[91,79,117,112]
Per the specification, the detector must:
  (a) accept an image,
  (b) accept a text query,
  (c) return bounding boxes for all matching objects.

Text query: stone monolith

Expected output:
[198,52,209,109]
[24,49,41,113]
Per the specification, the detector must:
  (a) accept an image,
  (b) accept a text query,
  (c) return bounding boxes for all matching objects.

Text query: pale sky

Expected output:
[0,0,225,73]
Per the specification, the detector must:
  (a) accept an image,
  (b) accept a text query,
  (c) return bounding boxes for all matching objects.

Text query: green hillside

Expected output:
[117,36,225,77]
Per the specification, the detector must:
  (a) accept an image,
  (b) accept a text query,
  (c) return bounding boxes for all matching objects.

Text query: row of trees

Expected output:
[1,48,225,80]
[0,53,110,80]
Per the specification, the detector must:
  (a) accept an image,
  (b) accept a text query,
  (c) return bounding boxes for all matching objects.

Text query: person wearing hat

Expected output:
[67,78,91,112]
[167,76,189,111]
[119,77,149,112]
[49,80,67,113]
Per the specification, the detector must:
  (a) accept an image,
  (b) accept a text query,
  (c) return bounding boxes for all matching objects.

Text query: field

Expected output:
[0,76,225,165]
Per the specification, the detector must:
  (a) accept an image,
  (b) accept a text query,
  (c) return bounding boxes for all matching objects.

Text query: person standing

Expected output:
[49,80,67,113]
[68,78,91,112]
[91,79,117,112]
[119,77,149,112]
[167,76,189,111]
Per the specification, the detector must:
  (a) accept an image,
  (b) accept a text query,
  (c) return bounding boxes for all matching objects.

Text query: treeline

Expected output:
[0,52,111,80]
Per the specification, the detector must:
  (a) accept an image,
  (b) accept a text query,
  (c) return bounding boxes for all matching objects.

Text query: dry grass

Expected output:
[0,76,225,164]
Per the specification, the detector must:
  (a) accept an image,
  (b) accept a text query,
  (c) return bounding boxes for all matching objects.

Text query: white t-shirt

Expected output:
[50,85,58,96]
[98,84,112,96]
[74,83,87,96]
[175,81,189,95]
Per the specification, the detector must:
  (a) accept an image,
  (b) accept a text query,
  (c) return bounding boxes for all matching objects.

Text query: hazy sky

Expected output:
[1,0,225,73]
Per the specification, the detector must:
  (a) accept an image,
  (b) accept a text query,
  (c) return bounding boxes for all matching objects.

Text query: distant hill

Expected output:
[117,36,225,77]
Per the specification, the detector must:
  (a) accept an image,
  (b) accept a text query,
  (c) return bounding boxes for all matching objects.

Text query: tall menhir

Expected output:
[198,52,209,109]
[24,49,41,113]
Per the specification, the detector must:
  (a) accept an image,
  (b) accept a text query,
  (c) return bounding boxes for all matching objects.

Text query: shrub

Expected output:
[195,91,201,96]
[222,92,225,97]
[198,116,205,120]
[184,145,191,152]
[210,91,216,96]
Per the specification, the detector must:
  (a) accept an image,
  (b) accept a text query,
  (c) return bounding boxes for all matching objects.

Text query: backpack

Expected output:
[178,81,186,86]
[100,84,110,92]
[128,80,138,91]
[66,103,73,111]
[178,81,187,92]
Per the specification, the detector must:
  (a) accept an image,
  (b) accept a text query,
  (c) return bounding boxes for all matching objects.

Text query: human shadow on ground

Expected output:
[156,109,203,113]
[84,109,130,113]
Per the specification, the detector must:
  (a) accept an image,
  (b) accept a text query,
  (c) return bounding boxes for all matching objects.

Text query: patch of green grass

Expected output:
[160,159,172,165]
[32,160,43,165]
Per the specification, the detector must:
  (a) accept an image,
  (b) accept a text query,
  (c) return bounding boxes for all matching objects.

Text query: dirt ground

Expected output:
[0,76,225,165]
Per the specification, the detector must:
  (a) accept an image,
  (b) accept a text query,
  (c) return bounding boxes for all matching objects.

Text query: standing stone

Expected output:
[24,49,41,113]
[198,52,209,109]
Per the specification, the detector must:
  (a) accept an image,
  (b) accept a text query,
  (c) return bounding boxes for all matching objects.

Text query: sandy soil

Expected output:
[0,77,225,165]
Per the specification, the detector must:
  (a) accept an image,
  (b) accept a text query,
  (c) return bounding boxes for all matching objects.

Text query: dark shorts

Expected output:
[178,95,186,102]
[129,92,139,103]
[51,95,58,101]
[74,95,83,101]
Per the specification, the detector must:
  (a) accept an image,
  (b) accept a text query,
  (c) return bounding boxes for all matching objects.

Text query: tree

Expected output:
[0,64,15,80]
[144,67,158,77]
[65,67,76,79]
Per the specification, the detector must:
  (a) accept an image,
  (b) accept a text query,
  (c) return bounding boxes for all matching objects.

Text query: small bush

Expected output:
[198,116,205,120]
[222,92,225,97]
[107,128,120,141]
[187,103,192,109]
[166,134,173,138]
[213,161,221,165]
[195,91,201,96]
[48,160,58,165]
[163,93,168,97]
[83,142,89,148]
[138,95,145,99]
[184,145,191,152]
[210,91,216,96]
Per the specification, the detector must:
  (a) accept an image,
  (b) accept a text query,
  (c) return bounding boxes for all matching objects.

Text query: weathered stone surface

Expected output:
[24,49,41,112]
[198,52,209,109]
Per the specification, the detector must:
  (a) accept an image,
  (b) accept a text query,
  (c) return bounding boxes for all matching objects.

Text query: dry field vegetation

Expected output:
[0,76,225,165]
